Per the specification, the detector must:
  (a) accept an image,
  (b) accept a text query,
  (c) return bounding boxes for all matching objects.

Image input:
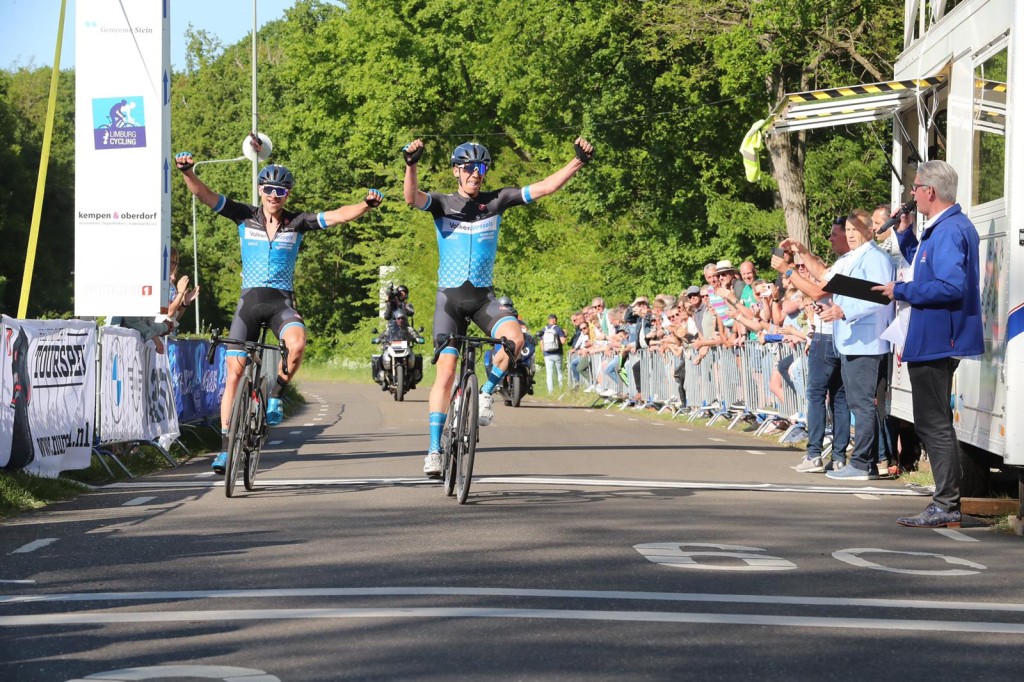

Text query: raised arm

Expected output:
[175,152,221,209]
[523,137,594,201]
[320,189,383,227]
[402,139,430,209]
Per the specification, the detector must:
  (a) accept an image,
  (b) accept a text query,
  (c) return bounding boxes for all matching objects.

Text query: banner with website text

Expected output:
[0,316,97,477]
[74,0,172,316]
[97,326,180,446]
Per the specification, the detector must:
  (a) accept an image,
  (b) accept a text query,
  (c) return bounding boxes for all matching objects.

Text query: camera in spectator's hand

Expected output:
[624,305,651,325]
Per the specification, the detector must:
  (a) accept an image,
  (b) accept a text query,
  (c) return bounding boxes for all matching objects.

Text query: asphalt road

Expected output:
[2,381,1022,681]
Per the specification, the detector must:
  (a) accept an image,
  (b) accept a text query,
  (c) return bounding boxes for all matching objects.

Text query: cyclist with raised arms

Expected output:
[402,136,593,477]
[176,150,383,474]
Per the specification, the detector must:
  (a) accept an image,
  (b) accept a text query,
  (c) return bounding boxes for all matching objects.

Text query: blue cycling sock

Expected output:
[481,366,506,395]
[429,412,446,453]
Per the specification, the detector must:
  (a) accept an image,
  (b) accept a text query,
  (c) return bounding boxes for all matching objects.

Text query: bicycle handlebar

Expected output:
[430,333,516,366]
[207,331,291,377]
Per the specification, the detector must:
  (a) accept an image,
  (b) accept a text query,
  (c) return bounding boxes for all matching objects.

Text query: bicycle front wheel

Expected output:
[244,386,267,491]
[225,375,252,498]
[456,373,479,504]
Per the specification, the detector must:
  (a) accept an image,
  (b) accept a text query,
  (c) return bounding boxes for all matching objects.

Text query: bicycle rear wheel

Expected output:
[442,390,459,496]
[225,375,252,498]
[456,373,479,504]
[244,385,267,491]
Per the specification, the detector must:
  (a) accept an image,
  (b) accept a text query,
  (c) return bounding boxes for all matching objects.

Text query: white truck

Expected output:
[761,0,1022,507]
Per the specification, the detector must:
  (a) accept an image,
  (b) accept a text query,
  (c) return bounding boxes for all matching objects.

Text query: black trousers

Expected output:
[908,358,961,512]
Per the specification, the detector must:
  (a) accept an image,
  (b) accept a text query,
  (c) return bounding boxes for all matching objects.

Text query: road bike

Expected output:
[432,333,516,503]
[207,324,288,498]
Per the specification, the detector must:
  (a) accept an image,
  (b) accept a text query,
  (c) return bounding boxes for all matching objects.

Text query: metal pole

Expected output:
[192,156,245,332]
[191,193,200,332]
[251,0,259,204]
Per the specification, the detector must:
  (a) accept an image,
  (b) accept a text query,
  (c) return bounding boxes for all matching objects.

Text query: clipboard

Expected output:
[822,273,891,305]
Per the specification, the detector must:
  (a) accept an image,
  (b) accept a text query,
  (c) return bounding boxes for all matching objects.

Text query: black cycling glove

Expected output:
[574,142,594,164]
[403,144,424,166]
[175,151,195,172]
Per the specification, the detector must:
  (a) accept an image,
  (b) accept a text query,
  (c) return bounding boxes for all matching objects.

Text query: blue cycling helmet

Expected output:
[450,142,491,167]
[257,164,294,189]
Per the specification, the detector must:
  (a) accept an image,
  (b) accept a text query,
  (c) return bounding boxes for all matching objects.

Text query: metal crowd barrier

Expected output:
[568,341,809,441]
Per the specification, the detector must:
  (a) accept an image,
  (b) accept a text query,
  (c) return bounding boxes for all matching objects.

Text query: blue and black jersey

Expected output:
[214,195,328,291]
[419,187,532,288]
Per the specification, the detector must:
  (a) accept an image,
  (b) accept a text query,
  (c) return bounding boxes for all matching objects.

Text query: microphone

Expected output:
[876,199,917,234]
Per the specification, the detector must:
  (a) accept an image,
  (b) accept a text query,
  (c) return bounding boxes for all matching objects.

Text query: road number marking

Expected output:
[635,543,797,571]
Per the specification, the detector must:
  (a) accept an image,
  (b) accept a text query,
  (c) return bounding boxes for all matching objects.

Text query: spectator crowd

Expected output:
[545,202,919,486]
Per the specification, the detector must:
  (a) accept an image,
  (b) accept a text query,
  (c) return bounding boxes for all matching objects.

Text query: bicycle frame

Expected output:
[207,325,288,497]
[432,333,516,503]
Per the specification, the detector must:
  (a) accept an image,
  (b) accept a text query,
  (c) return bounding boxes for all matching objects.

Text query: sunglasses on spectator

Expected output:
[260,185,290,198]
[458,162,488,176]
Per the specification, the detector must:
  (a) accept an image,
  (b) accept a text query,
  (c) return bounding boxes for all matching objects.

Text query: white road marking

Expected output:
[677,428,692,432]
[102,476,927,497]
[6,586,1023,613]
[303,423,315,426]
[0,580,35,584]
[854,494,880,501]
[195,471,215,478]
[289,430,302,435]
[11,538,58,554]
[268,440,283,446]
[122,497,155,507]
[5,606,1024,634]
[832,548,986,575]
[651,422,665,426]
[745,450,765,455]
[64,664,279,681]
[934,528,979,542]
[708,438,726,442]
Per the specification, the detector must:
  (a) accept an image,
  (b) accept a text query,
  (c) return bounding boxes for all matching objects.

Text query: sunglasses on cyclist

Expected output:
[458,162,488,176]
[260,184,290,198]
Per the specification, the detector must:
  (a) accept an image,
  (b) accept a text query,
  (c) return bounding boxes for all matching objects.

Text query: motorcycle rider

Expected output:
[384,284,415,322]
[372,308,423,389]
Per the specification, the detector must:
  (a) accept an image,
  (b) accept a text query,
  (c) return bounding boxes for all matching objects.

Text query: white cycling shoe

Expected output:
[478,392,494,426]
[423,451,442,478]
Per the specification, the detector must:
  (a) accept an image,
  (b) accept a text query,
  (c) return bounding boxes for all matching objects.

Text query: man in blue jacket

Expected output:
[874,160,984,528]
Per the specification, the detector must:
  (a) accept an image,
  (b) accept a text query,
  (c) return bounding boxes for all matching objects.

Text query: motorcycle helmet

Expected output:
[257,164,294,189]
[392,309,408,326]
[450,142,492,167]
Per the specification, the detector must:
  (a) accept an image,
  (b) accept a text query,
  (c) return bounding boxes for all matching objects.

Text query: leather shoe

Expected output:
[896,503,961,528]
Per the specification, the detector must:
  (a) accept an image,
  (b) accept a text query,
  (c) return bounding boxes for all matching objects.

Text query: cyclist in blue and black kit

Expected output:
[402,136,593,477]
[176,149,383,473]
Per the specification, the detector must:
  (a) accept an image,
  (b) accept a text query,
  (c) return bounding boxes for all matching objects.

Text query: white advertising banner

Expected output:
[0,316,97,477]
[142,336,180,442]
[97,326,148,443]
[98,326,179,444]
[74,0,172,316]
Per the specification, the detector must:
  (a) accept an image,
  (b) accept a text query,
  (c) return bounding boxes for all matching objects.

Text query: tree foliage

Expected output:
[2,0,904,357]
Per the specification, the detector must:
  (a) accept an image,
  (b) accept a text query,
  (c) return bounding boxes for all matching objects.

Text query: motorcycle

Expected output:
[493,331,536,408]
[371,322,425,401]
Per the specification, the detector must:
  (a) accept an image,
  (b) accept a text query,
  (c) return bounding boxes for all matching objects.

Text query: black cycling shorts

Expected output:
[433,281,517,349]
[228,287,304,349]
